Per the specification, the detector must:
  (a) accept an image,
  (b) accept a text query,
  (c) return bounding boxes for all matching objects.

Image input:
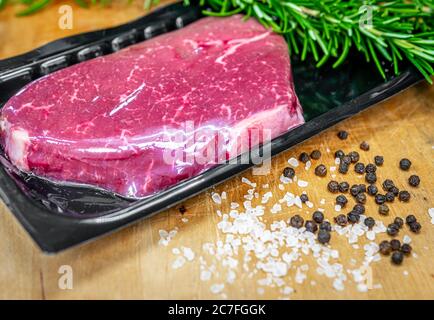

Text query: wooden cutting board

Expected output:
[0,1,433,299]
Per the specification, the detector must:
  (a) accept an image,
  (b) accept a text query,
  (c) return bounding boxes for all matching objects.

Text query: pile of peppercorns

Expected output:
[282,130,422,266]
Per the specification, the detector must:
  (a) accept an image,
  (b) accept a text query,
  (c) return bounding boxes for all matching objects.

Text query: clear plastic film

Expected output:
[0,15,304,198]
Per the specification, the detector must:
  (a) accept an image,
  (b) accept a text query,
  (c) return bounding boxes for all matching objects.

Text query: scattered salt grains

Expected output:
[261,191,273,204]
[158,228,178,246]
[210,283,225,294]
[211,192,222,204]
[306,201,314,208]
[172,256,186,269]
[278,184,285,191]
[200,270,212,281]
[241,177,257,188]
[428,208,434,224]
[182,247,195,261]
[221,191,227,200]
[403,270,409,276]
[305,161,312,170]
[334,204,342,212]
[270,203,282,214]
[280,175,292,184]
[297,179,308,188]
[335,157,341,165]
[287,157,299,167]
[403,235,412,244]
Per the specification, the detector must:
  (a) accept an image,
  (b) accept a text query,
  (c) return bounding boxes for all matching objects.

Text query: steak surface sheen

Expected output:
[0,16,304,198]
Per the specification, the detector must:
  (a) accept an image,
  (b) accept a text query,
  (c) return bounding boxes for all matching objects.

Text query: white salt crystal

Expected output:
[403,270,409,276]
[181,218,189,223]
[221,191,227,200]
[298,179,308,187]
[278,184,284,190]
[334,204,342,212]
[261,191,273,204]
[288,157,299,167]
[172,248,181,255]
[200,270,212,281]
[403,235,412,244]
[172,256,186,269]
[306,201,314,208]
[210,283,225,294]
[335,157,341,165]
[330,166,336,172]
[305,160,312,170]
[241,177,256,188]
[211,192,222,204]
[270,203,282,214]
[429,208,434,224]
[183,247,195,261]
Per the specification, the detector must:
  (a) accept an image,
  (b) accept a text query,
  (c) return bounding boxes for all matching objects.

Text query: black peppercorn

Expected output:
[398,190,411,202]
[290,215,304,229]
[390,239,401,251]
[354,163,365,174]
[312,211,324,224]
[300,194,309,203]
[365,172,377,184]
[399,158,412,171]
[305,220,318,233]
[379,240,392,255]
[335,150,345,159]
[360,141,370,151]
[405,214,417,225]
[385,191,395,202]
[348,151,360,163]
[338,162,349,174]
[310,150,321,160]
[318,230,331,244]
[179,205,187,214]
[355,192,367,204]
[382,179,395,192]
[299,152,310,163]
[390,186,400,196]
[394,217,404,228]
[358,184,367,193]
[378,204,389,215]
[353,204,365,215]
[364,217,375,229]
[387,223,400,236]
[367,184,378,196]
[408,175,420,187]
[334,214,348,226]
[409,221,421,233]
[283,166,295,179]
[336,195,348,207]
[337,130,348,140]
[338,182,350,193]
[319,221,332,232]
[350,184,361,196]
[315,164,327,177]
[347,212,360,224]
[391,251,404,265]
[365,163,377,173]
[374,155,384,166]
[375,194,386,205]
[327,180,339,193]
[342,156,352,165]
[400,244,412,255]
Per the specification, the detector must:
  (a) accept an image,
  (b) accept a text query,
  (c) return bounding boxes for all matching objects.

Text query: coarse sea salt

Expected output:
[297,179,308,188]
[288,157,299,167]
[429,208,434,224]
[242,177,257,188]
[211,192,222,204]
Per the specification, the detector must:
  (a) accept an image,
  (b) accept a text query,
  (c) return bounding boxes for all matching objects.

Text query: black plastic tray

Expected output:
[0,1,423,253]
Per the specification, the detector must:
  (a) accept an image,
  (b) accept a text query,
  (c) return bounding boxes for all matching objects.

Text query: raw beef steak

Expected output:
[0,15,304,198]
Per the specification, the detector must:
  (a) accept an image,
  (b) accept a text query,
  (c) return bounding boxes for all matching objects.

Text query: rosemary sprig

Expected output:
[190,0,434,83]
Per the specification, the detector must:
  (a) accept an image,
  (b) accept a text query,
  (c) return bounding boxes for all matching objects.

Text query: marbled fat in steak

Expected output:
[0,16,304,198]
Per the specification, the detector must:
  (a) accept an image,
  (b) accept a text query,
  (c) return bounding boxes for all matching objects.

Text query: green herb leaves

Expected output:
[193,0,434,83]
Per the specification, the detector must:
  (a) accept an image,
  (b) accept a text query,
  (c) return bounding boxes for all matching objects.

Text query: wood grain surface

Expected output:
[0,1,433,300]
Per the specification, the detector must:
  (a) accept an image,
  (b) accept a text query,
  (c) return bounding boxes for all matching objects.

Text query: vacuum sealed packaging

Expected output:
[0,15,304,198]
[0,2,422,252]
